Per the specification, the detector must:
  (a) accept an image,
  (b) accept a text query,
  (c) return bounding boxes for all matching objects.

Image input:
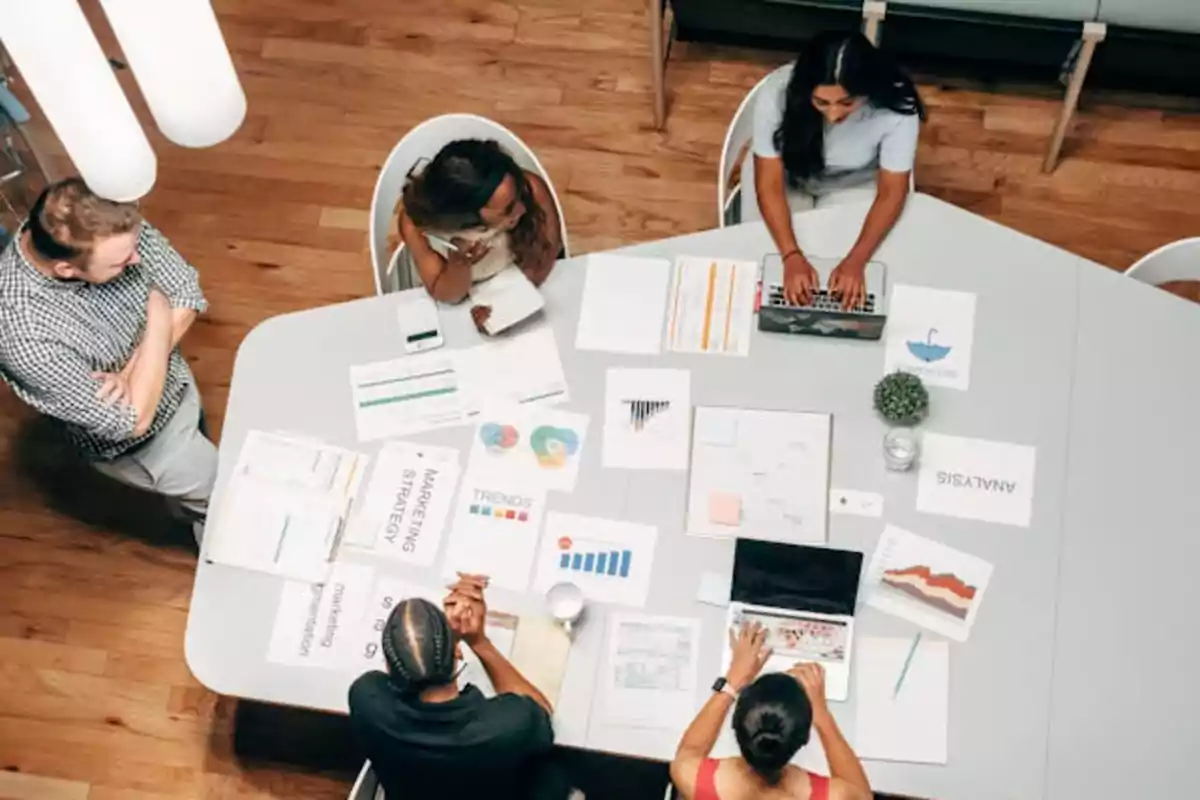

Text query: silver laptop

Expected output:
[758,254,889,340]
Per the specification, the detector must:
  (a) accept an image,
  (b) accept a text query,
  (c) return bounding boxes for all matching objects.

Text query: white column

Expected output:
[0,0,156,201]
[98,0,247,148]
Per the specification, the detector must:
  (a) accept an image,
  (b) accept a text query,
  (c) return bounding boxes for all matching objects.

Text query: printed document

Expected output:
[206,432,369,581]
[575,254,671,355]
[602,368,692,470]
[342,442,461,565]
[665,256,757,356]
[599,614,701,730]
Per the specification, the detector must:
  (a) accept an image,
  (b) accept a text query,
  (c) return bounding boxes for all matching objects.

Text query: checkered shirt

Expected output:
[0,222,208,460]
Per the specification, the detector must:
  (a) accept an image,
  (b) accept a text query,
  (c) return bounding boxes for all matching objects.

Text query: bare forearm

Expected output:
[127,305,173,435]
[814,714,870,794]
[755,159,802,257]
[845,188,906,266]
[471,638,552,714]
[676,692,733,758]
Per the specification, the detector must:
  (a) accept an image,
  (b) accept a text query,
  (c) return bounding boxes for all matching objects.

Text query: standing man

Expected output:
[0,177,214,540]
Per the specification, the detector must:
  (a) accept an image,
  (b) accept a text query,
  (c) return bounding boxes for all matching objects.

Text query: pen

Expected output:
[425,233,460,252]
[893,631,922,698]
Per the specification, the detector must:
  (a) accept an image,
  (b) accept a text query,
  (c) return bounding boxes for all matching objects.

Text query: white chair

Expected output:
[348,761,381,800]
[368,113,571,296]
[717,67,785,229]
[1125,237,1200,288]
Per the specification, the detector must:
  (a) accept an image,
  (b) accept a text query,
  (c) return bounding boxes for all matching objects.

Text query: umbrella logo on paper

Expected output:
[906,328,953,363]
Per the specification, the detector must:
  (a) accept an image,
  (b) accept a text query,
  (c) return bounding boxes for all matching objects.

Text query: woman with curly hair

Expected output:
[397,139,562,308]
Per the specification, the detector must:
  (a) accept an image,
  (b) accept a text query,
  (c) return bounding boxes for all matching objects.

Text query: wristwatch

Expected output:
[712,676,739,699]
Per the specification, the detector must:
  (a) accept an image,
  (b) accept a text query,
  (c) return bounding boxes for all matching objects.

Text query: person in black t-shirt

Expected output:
[348,573,571,800]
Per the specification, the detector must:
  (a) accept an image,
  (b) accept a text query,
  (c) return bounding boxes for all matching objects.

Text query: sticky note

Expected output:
[708,492,741,526]
[697,571,732,607]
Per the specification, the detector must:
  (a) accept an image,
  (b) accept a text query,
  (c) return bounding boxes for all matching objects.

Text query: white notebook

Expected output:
[470,267,545,335]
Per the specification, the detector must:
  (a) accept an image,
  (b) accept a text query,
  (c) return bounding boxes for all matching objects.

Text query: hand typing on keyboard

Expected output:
[782,252,820,305]
[829,258,868,310]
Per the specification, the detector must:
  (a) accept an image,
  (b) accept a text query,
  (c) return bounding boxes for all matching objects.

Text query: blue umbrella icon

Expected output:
[906,328,952,362]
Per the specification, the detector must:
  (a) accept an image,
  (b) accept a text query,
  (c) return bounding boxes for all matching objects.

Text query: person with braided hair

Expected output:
[348,573,571,800]
[669,622,871,800]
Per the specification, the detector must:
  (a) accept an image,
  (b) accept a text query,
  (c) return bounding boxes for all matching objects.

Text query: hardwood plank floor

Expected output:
[2,1,1198,797]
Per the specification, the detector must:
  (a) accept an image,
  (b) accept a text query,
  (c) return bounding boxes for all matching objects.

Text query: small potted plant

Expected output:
[873,370,929,426]
[873,371,929,471]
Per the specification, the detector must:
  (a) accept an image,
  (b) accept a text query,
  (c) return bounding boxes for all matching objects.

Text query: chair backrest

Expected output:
[348,761,380,800]
[368,113,571,296]
[718,66,788,228]
[1125,237,1200,287]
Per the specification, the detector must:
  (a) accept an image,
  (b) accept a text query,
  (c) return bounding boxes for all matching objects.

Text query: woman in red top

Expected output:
[670,623,871,800]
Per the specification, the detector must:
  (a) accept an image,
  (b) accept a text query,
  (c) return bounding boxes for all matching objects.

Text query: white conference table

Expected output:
[185,194,1200,800]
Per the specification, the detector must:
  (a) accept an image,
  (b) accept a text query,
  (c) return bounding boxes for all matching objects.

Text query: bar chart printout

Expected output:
[533,513,657,607]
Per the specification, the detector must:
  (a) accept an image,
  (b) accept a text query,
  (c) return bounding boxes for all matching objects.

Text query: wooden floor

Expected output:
[2,0,1198,797]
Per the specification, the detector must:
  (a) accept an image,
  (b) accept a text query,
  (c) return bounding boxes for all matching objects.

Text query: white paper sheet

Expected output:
[349,326,570,442]
[267,562,374,668]
[466,403,590,492]
[854,636,950,765]
[532,513,658,608]
[696,571,732,607]
[687,407,831,545]
[342,442,461,564]
[599,614,701,730]
[864,525,994,642]
[456,324,570,410]
[206,432,369,581]
[664,256,758,357]
[350,352,467,441]
[883,284,977,390]
[441,475,549,591]
[469,267,545,335]
[575,254,672,355]
[602,368,692,470]
[916,433,1037,528]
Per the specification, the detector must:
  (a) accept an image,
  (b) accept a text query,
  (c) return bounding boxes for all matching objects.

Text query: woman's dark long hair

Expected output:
[401,139,549,272]
[732,673,813,785]
[380,598,457,695]
[775,31,925,184]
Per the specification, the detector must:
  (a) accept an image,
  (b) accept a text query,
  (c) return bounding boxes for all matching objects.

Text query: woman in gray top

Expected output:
[745,32,925,309]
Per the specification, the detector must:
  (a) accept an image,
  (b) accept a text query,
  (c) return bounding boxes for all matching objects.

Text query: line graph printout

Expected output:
[686,407,831,545]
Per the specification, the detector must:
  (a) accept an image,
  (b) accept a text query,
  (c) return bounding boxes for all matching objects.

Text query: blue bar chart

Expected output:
[559,545,632,578]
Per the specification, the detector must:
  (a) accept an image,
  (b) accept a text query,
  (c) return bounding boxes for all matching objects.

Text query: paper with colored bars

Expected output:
[349,325,569,441]
[533,513,657,607]
[204,431,369,582]
[665,256,757,356]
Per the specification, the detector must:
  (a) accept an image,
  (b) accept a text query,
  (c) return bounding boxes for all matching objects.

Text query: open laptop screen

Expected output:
[732,539,863,617]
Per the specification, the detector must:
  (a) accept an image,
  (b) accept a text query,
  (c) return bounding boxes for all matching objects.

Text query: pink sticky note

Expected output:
[709,492,742,526]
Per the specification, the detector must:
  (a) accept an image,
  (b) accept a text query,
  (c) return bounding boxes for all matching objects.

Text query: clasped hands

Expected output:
[443,571,491,648]
[782,251,867,310]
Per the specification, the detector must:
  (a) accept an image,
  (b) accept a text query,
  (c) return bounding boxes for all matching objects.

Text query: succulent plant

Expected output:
[873,371,929,426]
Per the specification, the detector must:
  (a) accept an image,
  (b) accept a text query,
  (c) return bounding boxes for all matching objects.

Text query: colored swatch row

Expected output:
[469,504,530,522]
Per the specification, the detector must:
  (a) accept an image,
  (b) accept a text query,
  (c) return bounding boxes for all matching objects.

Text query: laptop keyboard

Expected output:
[766,286,877,314]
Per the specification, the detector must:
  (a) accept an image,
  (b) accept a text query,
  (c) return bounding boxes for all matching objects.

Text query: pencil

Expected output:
[893,632,922,698]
